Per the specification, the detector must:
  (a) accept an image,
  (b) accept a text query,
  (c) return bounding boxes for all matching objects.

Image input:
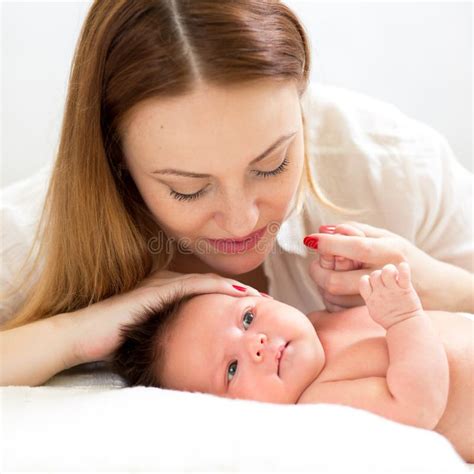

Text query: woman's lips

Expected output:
[209,225,267,244]
[206,225,267,254]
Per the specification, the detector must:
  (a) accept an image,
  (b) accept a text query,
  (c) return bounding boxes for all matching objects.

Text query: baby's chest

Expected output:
[317,329,389,383]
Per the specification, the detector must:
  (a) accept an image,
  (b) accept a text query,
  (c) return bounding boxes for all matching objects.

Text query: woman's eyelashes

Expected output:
[253,156,289,178]
[169,184,209,202]
[169,156,290,202]
[226,309,255,385]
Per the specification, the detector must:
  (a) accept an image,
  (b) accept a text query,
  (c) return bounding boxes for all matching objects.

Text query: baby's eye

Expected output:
[226,310,255,384]
[227,361,238,383]
[242,310,254,329]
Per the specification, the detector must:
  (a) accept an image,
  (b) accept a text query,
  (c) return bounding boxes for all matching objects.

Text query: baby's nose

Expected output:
[250,333,267,360]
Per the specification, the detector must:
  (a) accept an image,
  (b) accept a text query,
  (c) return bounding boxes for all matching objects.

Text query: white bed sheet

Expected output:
[1,362,471,473]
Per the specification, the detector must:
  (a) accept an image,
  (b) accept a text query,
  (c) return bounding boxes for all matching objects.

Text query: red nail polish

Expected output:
[319,225,336,234]
[232,285,247,292]
[259,292,272,298]
[303,236,319,250]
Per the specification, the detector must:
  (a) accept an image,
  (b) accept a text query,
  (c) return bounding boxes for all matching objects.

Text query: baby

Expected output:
[111,262,473,462]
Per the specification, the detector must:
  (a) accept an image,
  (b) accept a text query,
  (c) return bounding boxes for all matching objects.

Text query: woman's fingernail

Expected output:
[232,285,247,292]
[319,225,336,234]
[303,236,319,250]
[259,292,272,298]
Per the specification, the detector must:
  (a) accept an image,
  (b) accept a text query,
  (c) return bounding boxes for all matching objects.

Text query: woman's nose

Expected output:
[247,333,268,362]
[214,189,259,237]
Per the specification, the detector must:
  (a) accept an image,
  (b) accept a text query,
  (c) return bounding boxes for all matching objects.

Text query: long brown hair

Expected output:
[1,0,341,331]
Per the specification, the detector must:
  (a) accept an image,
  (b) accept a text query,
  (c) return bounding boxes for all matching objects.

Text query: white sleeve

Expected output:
[406,123,473,272]
[304,84,473,274]
[0,165,51,325]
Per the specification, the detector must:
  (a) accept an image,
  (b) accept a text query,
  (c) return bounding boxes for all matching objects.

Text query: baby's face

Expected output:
[161,294,325,404]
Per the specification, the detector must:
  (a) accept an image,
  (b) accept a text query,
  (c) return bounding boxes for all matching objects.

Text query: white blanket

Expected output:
[1,362,470,473]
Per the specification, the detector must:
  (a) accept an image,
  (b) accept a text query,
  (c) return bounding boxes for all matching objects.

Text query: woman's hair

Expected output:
[1,0,343,331]
[110,288,197,388]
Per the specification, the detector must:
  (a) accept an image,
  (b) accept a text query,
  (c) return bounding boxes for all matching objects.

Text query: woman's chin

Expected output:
[197,246,268,276]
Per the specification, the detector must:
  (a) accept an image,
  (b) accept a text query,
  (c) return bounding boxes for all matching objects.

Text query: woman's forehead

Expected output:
[120,81,300,164]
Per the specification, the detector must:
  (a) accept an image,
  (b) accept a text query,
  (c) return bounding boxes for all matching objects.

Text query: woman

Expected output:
[1,0,472,386]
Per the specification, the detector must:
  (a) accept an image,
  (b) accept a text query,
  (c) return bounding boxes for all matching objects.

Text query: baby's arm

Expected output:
[299,263,449,429]
[360,262,450,427]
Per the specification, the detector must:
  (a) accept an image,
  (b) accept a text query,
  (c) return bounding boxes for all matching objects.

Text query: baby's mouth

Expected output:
[276,342,289,375]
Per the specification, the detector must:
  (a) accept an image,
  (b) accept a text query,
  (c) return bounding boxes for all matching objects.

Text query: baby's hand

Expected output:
[359,262,423,330]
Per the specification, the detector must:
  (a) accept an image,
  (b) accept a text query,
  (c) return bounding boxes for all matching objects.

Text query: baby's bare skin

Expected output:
[301,264,473,462]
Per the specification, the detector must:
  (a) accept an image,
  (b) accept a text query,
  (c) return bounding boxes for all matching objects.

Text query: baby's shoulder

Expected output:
[427,311,473,356]
[308,306,379,333]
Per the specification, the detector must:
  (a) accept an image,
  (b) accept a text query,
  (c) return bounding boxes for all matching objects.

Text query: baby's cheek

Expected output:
[229,375,272,403]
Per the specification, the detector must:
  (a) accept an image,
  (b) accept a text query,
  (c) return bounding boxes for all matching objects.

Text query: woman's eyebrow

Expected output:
[152,131,297,178]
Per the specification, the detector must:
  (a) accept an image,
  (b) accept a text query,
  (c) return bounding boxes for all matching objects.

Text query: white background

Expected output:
[1,1,472,188]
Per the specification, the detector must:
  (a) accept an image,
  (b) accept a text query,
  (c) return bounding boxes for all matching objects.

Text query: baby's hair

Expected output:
[110,288,202,387]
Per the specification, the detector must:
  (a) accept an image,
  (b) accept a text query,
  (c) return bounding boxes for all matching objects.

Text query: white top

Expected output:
[266,83,473,314]
[1,83,472,323]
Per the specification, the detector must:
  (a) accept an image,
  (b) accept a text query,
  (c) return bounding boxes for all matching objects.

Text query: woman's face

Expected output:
[161,294,325,404]
[120,79,305,276]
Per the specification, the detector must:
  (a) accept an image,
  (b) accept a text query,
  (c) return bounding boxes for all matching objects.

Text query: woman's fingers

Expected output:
[309,259,368,295]
[333,223,366,238]
[317,285,365,310]
[141,271,263,298]
[318,226,336,270]
[332,225,366,271]
[308,234,406,266]
[319,252,335,270]
[184,273,263,297]
[318,223,365,271]
[333,256,355,271]
[343,221,392,238]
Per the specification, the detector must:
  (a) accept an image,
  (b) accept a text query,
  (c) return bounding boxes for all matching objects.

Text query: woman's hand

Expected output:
[69,270,262,365]
[317,224,365,273]
[304,222,473,312]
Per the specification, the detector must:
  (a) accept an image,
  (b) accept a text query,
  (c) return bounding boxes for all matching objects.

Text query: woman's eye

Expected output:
[253,156,290,178]
[169,156,290,202]
[242,310,254,329]
[227,361,238,383]
[169,187,208,202]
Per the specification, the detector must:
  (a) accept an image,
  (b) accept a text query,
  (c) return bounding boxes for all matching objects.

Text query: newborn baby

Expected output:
[111,262,473,462]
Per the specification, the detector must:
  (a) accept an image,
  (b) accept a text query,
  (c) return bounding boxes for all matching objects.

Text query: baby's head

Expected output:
[111,290,325,404]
